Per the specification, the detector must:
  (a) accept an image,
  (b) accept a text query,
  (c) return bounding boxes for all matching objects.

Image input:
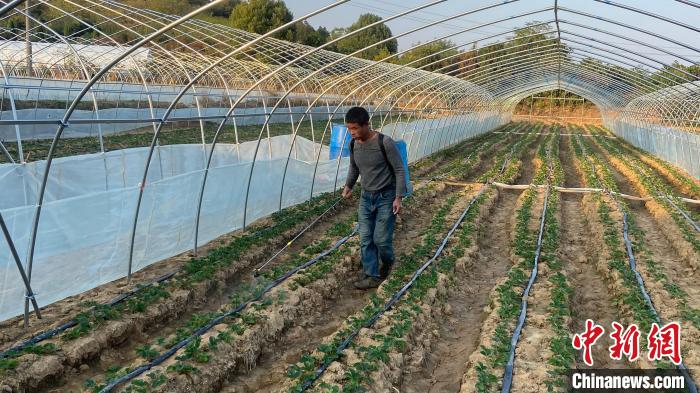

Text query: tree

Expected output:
[651,61,700,86]
[229,0,293,38]
[293,22,329,47]
[398,40,460,73]
[333,13,397,61]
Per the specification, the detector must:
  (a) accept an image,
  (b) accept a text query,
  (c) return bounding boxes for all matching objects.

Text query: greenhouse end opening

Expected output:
[0,1,699,392]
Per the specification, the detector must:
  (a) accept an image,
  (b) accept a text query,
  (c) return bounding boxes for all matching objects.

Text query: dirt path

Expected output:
[398,129,543,392]
[400,189,518,393]
[220,288,367,393]
[561,194,622,368]
[518,131,546,184]
[214,134,517,392]
[560,135,583,188]
[559,135,621,368]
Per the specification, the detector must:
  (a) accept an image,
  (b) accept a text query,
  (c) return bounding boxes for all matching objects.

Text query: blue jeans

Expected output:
[358,187,396,278]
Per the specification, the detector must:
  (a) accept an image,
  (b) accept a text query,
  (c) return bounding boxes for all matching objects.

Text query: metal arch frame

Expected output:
[19,0,235,304]
[120,1,353,276]
[465,34,697,109]
[1,5,113,160]
[494,66,630,111]
[265,7,555,212]
[187,0,475,252]
[264,17,568,209]
[134,5,310,160]
[0,0,698,325]
[186,0,507,251]
[5,0,184,322]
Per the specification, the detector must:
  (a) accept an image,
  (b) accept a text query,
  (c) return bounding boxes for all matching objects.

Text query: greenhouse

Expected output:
[0,0,698,392]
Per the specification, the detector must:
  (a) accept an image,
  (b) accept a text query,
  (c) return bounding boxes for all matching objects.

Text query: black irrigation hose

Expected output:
[0,197,339,358]
[299,183,490,392]
[500,187,550,393]
[581,136,698,393]
[664,195,700,233]
[99,227,358,393]
[0,272,175,359]
[501,136,556,393]
[617,202,698,393]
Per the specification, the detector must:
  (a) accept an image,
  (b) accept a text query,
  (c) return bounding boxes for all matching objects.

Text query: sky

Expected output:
[283,0,700,68]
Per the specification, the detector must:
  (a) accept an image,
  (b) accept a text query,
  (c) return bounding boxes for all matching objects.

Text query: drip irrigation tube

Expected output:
[501,187,550,393]
[617,202,698,393]
[664,195,700,232]
[0,196,339,357]
[0,271,174,359]
[581,136,698,393]
[299,183,490,392]
[501,138,555,393]
[99,226,358,392]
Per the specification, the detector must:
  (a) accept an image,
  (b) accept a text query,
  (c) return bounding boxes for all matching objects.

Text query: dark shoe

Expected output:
[379,263,393,279]
[354,276,382,290]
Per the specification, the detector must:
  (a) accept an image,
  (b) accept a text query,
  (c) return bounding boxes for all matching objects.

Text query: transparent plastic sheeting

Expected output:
[607,119,700,180]
[0,112,505,321]
[0,105,346,141]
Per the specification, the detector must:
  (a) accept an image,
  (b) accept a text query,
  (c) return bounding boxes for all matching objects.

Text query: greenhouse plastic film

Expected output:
[607,118,700,180]
[0,115,501,321]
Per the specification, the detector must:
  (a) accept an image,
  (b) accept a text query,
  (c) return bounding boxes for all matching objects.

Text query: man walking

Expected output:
[341,107,407,289]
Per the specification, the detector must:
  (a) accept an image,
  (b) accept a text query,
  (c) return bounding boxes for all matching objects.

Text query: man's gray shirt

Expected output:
[345,132,407,197]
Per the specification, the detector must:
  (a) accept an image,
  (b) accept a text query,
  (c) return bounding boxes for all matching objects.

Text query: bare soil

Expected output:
[216,131,515,393]
[401,188,517,393]
[400,130,544,392]
[558,136,622,369]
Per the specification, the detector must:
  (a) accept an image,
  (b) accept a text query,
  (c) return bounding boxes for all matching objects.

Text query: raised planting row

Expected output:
[102,129,512,393]
[409,122,518,179]
[572,128,700,379]
[277,123,545,393]
[586,126,700,202]
[460,126,561,392]
[571,132,698,388]
[0,190,358,391]
[413,122,527,183]
[587,125,699,256]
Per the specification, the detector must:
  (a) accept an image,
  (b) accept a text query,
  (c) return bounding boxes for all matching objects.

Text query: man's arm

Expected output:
[343,149,360,198]
[384,137,406,197]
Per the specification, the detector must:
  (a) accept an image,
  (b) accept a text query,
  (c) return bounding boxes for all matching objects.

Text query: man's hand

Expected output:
[392,197,402,215]
[341,186,353,199]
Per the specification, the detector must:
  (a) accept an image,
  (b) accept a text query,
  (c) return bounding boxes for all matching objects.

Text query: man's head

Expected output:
[345,106,371,140]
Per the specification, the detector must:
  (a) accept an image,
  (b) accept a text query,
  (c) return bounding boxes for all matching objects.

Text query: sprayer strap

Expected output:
[349,133,393,173]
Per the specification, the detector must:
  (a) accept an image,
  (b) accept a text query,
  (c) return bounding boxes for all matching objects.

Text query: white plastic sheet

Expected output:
[606,118,700,180]
[0,114,505,321]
